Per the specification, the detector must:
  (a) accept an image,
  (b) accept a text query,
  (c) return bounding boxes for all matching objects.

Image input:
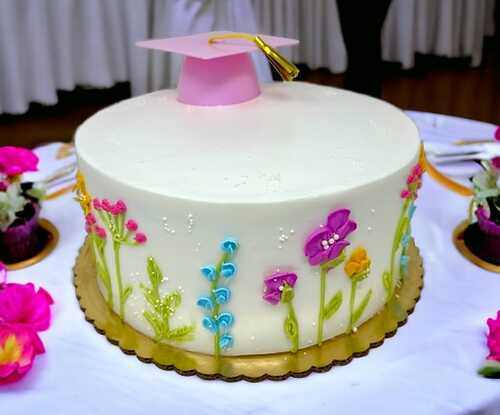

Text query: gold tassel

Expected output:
[208,33,299,81]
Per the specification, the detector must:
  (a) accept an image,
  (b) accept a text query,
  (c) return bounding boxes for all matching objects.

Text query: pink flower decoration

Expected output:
[0,326,45,385]
[92,198,102,210]
[492,156,500,170]
[0,262,6,286]
[0,181,7,192]
[126,219,138,232]
[113,200,127,215]
[400,189,411,199]
[494,126,500,141]
[0,283,53,332]
[94,225,106,239]
[486,310,500,362]
[101,199,112,212]
[263,272,297,305]
[304,209,357,266]
[0,147,39,177]
[476,206,500,236]
[134,232,147,244]
[85,213,96,225]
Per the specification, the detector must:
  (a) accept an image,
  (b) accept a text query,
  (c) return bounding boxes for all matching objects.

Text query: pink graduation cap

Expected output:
[136,32,299,106]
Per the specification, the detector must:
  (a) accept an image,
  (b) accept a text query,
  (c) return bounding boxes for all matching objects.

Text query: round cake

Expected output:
[75,81,421,356]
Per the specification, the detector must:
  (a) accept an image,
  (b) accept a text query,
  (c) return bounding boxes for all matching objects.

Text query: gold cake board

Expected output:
[73,238,424,382]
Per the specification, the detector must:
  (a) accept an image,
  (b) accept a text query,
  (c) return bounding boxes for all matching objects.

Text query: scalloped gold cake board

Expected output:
[73,238,423,382]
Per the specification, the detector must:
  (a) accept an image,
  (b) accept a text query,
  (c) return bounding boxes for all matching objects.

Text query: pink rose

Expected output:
[487,310,500,361]
[0,326,44,385]
[0,147,39,177]
[0,283,54,332]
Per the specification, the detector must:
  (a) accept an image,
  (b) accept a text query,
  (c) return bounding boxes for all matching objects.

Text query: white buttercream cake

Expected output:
[75,81,421,356]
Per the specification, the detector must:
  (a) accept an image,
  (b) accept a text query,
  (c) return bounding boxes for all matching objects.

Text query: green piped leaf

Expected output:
[147,256,163,289]
[122,286,133,304]
[383,271,392,299]
[284,315,298,340]
[141,286,160,311]
[166,325,195,342]
[144,311,162,340]
[352,289,372,325]
[323,290,343,320]
[161,290,182,319]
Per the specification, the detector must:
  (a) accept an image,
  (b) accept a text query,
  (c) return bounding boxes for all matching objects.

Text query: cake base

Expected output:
[73,237,423,382]
[453,220,500,273]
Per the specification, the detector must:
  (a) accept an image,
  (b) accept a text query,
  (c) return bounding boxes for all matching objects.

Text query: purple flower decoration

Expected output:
[304,209,357,266]
[263,272,297,305]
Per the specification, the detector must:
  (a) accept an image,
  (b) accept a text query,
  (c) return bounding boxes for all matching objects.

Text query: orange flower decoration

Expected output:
[344,247,371,278]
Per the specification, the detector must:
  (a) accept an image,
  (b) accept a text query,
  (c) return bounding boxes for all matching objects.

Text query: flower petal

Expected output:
[327,209,351,231]
[263,290,281,305]
[304,227,329,259]
[337,219,357,240]
[326,240,350,261]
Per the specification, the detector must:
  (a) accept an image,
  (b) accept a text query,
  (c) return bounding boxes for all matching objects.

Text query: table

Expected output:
[3,112,500,415]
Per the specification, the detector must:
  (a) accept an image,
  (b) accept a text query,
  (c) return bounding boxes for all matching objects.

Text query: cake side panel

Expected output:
[77,153,419,355]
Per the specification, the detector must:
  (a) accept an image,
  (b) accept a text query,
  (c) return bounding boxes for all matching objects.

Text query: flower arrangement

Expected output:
[0,147,46,263]
[197,238,238,359]
[304,209,356,345]
[478,310,500,378]
[344,247,373,333]
[0,264,54,384]
[263,271,299,352]
[464,158,500,265]
[141,256,194,342]
[88,198,147,319]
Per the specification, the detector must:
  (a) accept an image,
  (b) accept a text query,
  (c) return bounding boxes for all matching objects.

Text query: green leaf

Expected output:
[284,315,298,340]
[323,290,343,320]
[395,216,409,248]
[383,271,392,299]
[122,286,133,304]
[147,256,163,289]
[96,261,111,292]
[141,286,160,311]
[478,363,500,379]
[321,251,346,272]
[143,311,163,340]
[165,325,195,342]
[161,290,182,319]
[352,289,372,325]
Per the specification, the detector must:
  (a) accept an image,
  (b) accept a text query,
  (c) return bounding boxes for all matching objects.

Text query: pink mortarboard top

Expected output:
[136,32,299,106]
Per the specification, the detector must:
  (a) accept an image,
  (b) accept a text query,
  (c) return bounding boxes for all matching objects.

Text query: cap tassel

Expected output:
[208,33,299,81]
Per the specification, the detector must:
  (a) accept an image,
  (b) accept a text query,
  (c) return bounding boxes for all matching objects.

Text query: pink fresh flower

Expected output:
[114,200,127,215]
[0,283,54,332]
[0,262,5,285]
[0,147,39,177]
[263,272,297,305]
[101,199,112,212]
[0,181,7,192]
[92,198,102,210]
[492,157,500,170]
[134,232,147,244]
[0,326,45,385]
[494,126,500,141]
[304,209,357,266]
[94,225,106,239]
[85,213,96,225]
[126,219,138,232]
[486,310,500,362]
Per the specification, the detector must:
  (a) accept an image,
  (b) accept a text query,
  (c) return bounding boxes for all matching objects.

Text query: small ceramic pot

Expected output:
[0,203,41,263]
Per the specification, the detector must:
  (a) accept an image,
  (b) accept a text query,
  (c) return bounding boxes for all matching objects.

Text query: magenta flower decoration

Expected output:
[0,262,6,285]
[479,310,500,378]
[492,156,500,171]
[495,126,500,141]
[0,326,45,385]
[304,209,357,266]
[304,208,355,345]
[263,272,297,305]
[476,206,500,236]
[0,283,54,332]
[0,147,39,177]
[88,197,147,319]
[263,271,299,352]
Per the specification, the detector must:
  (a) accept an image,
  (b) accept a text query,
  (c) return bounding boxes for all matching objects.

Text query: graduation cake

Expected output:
[74,32,422,360]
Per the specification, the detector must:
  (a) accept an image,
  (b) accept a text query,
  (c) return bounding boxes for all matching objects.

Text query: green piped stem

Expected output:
[113,242,125,320]
[90,234,113,308]
[348,279,358,333]
[286,300,299,353]
[317,265,327,345]
[388,198,411,298]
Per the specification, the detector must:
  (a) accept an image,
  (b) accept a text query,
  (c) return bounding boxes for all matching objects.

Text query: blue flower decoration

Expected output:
[408,203,417,220]
[200,265,216,281]
[220,262,237,278]
[401,233,411,249]
[217,312,234,329]
[213,287,231,304]
[221,238,239,255]
[219,334,234,350]
[196,296,214,311]
[202,316,218,333]
[400,255,410,274]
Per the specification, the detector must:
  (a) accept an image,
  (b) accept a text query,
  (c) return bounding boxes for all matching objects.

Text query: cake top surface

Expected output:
[76,82,420,203]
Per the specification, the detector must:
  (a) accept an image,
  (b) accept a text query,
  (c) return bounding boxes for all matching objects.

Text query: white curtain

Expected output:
[0,0,495,115]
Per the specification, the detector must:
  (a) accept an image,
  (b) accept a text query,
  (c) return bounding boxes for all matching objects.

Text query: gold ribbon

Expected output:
[208,33,299,81]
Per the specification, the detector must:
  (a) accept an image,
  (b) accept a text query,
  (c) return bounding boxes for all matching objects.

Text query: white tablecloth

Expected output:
[0,0,495,114]
[3,111,500,415]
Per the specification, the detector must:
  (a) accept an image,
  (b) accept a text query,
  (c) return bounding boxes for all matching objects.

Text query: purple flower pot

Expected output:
[464,222,500,266]
[0,203,42,263]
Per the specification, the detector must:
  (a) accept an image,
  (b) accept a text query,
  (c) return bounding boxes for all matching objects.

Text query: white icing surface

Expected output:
[76,82,419,203]
[75,82,421,355]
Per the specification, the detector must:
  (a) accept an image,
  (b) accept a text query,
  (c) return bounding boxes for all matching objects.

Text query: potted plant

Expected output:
[464,158,500,265]
[0,146,45,263]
